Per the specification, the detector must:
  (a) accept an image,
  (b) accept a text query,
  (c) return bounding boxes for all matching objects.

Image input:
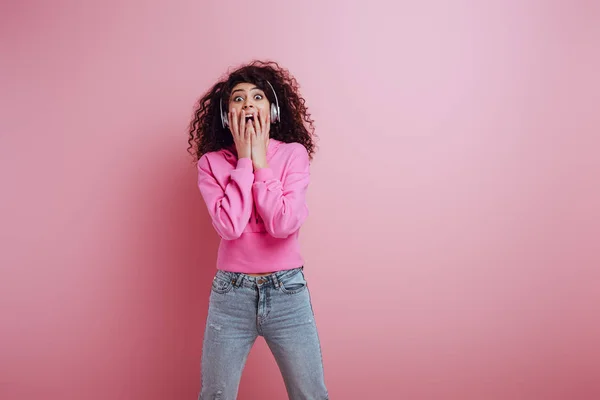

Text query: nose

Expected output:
[243,98,255,110]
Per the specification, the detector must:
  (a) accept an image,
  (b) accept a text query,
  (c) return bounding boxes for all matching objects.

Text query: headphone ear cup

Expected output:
[222,110,229,128]
[270,103,279,123]
[220,97,229,128]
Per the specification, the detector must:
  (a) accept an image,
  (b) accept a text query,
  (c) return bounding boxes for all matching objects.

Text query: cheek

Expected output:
[258,104,270,115]
[229,103,242,112]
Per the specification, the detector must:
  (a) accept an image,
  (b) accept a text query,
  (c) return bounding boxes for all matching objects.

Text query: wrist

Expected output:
[236,157,253,169]
[253,161,269,170]
[254,166,274,182]
[237,149,251,159]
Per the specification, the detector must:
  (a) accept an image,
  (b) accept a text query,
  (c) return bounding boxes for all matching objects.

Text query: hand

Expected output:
[229,108,251,159]
[251,109,270,170]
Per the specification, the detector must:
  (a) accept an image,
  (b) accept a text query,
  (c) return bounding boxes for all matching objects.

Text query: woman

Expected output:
[187,60,328,400]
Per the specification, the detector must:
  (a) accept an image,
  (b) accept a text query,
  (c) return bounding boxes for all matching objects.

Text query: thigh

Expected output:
[199,276,258,400]
[263,271,328,399]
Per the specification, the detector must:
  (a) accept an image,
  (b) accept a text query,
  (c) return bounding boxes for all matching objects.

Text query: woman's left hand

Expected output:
[251,109,270,170]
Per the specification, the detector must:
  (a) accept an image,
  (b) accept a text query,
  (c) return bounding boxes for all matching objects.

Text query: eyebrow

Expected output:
[231,86,262,96]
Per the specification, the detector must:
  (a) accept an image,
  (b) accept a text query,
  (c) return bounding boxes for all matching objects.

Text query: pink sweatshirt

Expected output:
[196,139,309,273]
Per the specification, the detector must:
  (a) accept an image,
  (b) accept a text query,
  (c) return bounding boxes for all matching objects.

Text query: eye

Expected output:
[233,96,243,102]
[254,94,263,100]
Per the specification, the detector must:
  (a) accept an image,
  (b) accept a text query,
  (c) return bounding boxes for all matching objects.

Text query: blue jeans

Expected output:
[199,267,328,400]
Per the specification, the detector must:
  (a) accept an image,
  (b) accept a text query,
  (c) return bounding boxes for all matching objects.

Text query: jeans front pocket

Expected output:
[211,275,233,294]
[278,270,308,295]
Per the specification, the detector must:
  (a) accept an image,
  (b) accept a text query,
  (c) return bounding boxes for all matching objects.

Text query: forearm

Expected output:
[198,157,254,240]
[252,166,309,238]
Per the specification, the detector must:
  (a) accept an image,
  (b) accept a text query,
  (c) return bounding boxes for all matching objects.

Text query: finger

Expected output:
[260,108,267,134]
[254,109,261,136]
[230,108,238,136]
[239,110,246,139]
[246,117,255,134]
[266,111,270,138]
[245,117,254,140]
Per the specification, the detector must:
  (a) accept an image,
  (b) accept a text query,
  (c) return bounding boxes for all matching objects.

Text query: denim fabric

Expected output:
[199,267,328,400]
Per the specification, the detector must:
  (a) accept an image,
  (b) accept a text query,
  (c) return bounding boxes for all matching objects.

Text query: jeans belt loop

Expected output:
[271,273,280,287]
[233,273,244,287]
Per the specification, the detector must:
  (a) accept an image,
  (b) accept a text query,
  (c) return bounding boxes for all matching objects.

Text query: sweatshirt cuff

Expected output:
[254,167,274,182]
[236,157,253,170]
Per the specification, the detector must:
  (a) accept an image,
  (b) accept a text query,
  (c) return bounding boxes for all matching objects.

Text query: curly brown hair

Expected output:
[187,60,317,162]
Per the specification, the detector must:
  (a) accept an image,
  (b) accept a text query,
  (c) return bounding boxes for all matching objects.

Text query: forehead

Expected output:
[231,82,263,93]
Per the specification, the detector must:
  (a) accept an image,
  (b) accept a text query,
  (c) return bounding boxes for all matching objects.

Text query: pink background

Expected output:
[1,0,599,399]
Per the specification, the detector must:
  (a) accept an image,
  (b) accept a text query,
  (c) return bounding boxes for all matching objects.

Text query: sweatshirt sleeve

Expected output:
[252,145,310,239]
[197,155,254,240]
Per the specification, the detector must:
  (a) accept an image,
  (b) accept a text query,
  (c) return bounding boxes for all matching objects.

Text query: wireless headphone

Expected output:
[220,80,280,129]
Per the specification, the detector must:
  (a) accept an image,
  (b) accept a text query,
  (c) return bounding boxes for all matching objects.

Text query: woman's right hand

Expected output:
[229,108,251,159]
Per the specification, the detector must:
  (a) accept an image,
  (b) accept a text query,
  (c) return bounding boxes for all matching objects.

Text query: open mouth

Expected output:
[245,115,255,122]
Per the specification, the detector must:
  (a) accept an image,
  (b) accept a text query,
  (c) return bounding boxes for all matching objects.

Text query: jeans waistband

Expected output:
[216,266,303,289]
